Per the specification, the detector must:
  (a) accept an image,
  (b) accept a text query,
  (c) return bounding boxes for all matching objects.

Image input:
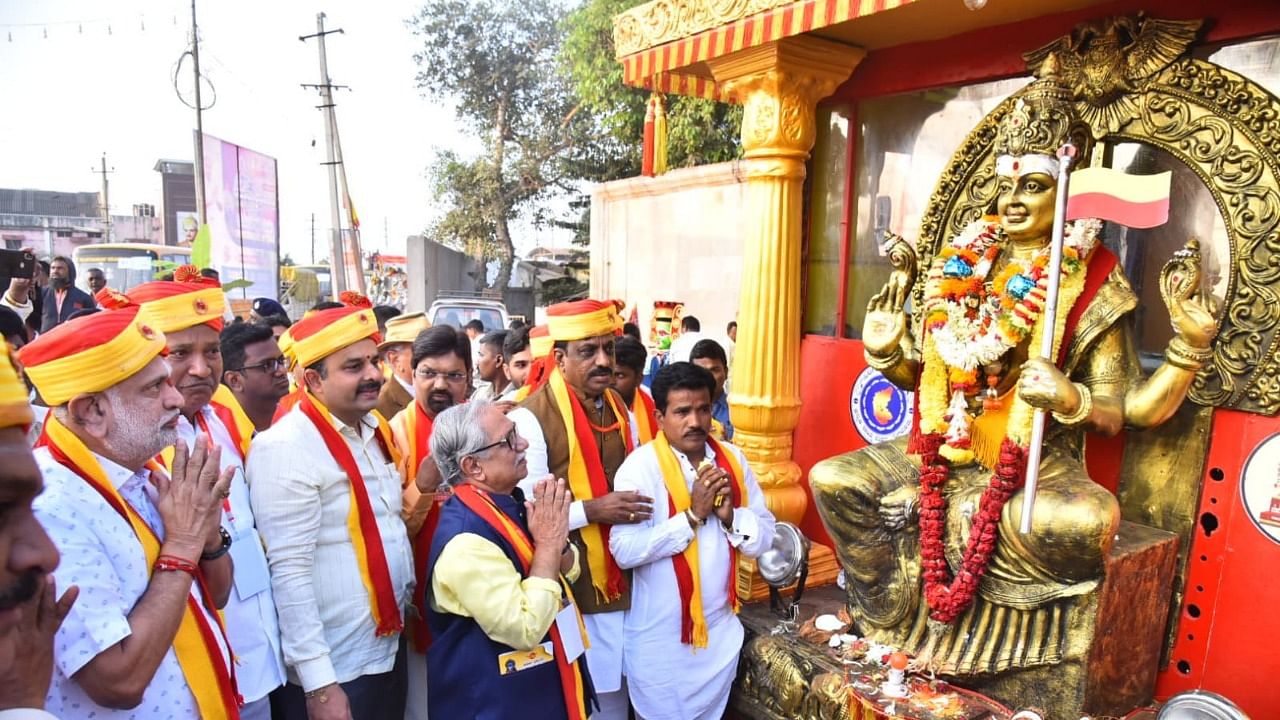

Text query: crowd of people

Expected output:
[0,264,771,720]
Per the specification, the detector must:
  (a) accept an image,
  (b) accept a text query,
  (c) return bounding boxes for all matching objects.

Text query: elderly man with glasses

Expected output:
[386,324,472,720]
[422,400,596,719]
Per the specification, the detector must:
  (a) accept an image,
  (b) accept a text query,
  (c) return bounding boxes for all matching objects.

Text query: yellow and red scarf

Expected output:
[273,386,305,424]
[547,368,634,603]
[653,432,747,648]
[209,385,255,462]
[401,401,446,653]
[298,391,405,637]
[40,417,242,718]
[453,484,591,720]
[631,389,657,445]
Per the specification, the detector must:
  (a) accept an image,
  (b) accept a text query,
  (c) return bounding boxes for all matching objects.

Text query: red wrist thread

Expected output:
[155,554,199,577]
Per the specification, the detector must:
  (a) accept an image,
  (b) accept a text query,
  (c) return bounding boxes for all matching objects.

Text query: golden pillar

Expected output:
[709,37,864,592]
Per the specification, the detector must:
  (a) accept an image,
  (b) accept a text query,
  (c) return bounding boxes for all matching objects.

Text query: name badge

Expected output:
[554,603,587,664]
[229,528,272,601]
[497,642,554,675]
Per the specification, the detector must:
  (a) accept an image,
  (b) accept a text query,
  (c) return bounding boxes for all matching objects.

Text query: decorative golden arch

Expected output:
[915,14,1280,415]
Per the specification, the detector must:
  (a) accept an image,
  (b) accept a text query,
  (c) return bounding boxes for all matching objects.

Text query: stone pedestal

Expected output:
[732,521,1179,719]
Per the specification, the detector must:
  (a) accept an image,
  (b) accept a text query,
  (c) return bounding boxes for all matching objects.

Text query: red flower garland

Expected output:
[915,432,1028,624]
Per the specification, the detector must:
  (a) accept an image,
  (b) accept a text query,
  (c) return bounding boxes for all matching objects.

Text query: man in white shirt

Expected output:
[249,304,414,720]
[666,315,705,364]
[21,307,237,718]
[129,270,288,719]
[611,362,776,720]
[0,343,75,720]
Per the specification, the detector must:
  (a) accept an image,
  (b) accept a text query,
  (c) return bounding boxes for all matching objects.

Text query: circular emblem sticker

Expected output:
[850,366,914,444]
[1241,433,1280,546]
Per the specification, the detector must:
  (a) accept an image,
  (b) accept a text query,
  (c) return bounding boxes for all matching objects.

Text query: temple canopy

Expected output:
[612,0,1119,101]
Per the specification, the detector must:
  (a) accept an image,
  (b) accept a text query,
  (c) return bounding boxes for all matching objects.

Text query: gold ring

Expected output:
[628,512,635,522]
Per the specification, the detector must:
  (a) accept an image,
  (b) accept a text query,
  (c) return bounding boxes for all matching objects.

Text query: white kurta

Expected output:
[610,440,776,720]
[247,408,414,691]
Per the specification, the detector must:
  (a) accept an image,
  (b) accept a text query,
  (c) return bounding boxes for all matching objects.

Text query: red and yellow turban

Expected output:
[19,307,167,406]
[290,306,380,369]
[129,265,226,334]
[278,326,297,369]
[546,299,624,342]
[0,344,32,429]
[529,324,553,359]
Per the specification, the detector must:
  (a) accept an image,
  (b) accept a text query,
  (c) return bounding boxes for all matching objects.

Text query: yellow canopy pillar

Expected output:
[709,37,863,591]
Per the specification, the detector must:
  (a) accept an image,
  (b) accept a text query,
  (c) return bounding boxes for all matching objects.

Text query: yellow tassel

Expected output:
[692,619,709,649]
[970,390,1013,469]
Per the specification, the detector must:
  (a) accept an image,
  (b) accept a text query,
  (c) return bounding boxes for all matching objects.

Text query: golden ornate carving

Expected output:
[612,0,795,58]
[918,15,1280,415]
[1024,14,1202,136]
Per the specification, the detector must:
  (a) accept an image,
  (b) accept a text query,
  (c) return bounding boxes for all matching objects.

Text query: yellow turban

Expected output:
[290,306,380,369]
[19,308,167,406]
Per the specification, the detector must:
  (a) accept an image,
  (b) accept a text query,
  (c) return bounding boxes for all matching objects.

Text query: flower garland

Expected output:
[913,218,1101,624]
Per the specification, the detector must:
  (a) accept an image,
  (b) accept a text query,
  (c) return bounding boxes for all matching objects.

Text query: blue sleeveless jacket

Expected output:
[424,488,595,719]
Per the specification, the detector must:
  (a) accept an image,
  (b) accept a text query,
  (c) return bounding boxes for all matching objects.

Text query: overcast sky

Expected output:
[0,1,569,262]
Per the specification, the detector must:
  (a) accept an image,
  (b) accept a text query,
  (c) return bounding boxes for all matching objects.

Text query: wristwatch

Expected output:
[200,527,233,562]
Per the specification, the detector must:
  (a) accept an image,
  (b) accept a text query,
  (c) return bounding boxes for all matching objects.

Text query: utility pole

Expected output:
[190,0,208,225]
[92,153,114,242]
[300,13,349,295]
[310,212,316,264]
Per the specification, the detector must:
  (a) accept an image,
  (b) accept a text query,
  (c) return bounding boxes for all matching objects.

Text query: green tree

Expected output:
[560,0,743,180]
[411,0,594,291]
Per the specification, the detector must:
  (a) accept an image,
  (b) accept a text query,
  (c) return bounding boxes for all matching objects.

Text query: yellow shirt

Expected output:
[430,532,580,651]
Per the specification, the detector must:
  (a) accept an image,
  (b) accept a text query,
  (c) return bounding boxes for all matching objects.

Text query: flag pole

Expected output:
[1019,143,1078,534]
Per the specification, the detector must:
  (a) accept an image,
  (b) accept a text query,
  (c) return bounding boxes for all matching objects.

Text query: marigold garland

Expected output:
[913,217,1101,624]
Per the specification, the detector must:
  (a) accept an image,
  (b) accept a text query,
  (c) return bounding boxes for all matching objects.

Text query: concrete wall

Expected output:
[405,235,481,313]
[590,162,747,342]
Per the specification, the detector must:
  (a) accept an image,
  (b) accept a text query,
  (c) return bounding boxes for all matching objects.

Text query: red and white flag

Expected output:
[1066,167,1171,228]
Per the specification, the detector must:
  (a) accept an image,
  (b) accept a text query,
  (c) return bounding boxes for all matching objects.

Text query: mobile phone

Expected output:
[0,249,35,279]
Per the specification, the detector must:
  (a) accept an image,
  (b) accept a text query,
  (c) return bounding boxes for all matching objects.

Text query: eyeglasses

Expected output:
[470,427,519,456]
[233,357,287,374]
[416,369,468,384]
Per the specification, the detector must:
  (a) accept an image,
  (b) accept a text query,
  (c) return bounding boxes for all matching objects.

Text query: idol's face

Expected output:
[997,169,1058,245]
